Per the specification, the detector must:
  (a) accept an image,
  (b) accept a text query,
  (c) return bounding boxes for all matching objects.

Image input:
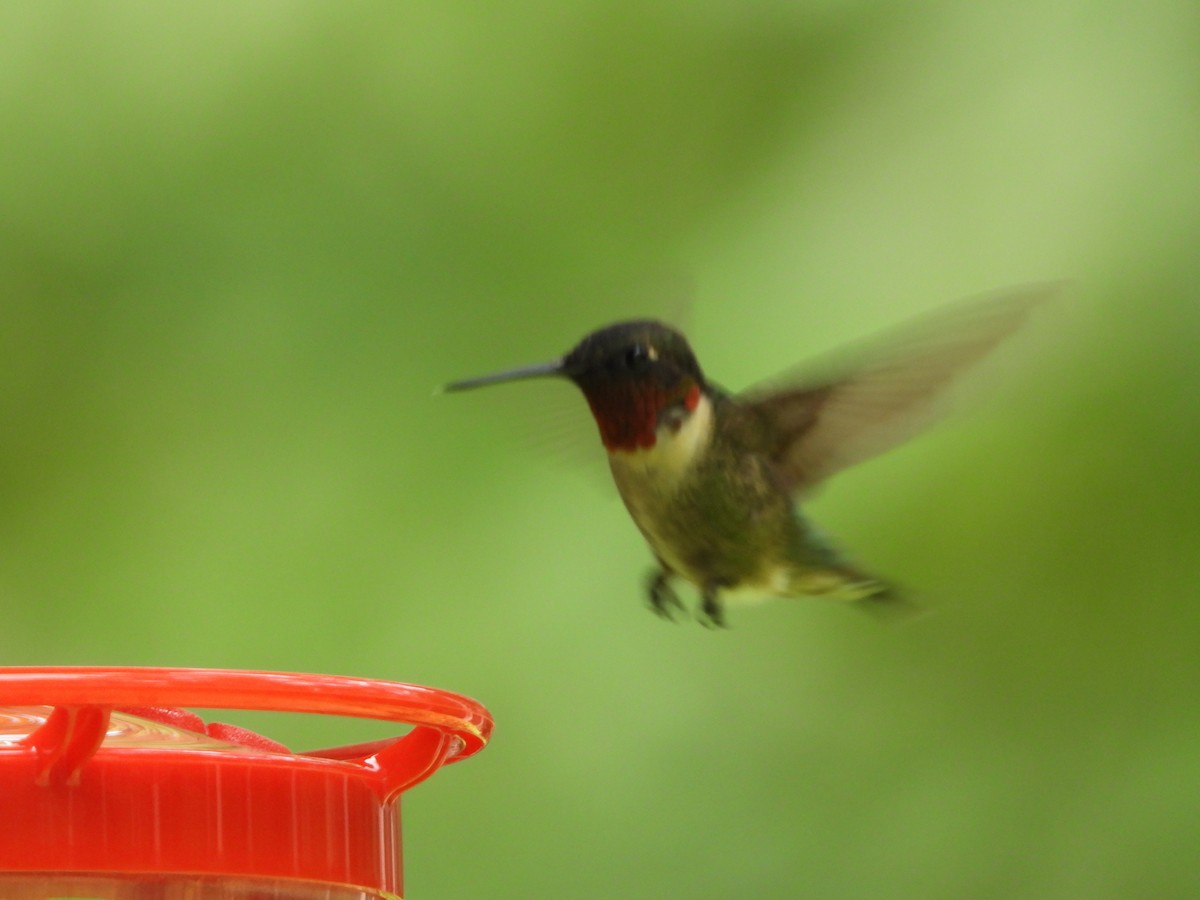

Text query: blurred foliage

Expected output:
[2,1,1198,897]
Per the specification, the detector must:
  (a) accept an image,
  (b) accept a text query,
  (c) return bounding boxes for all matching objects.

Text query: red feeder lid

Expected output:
[0,666,493,899]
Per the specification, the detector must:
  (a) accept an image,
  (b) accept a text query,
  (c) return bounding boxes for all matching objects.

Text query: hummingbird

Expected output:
[444,285,1053,627]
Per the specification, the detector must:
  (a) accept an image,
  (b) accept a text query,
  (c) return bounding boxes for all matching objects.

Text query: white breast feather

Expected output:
[606,395,714,578]
[610,393,714,486]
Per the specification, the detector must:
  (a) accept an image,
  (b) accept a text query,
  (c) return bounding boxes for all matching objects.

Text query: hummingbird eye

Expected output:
[624,343,655,372]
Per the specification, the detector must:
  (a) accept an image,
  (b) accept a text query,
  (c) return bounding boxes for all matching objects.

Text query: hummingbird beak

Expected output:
[441,358,566,393]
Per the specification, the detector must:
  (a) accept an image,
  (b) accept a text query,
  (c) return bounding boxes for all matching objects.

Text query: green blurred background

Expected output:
[2,2,1198,897]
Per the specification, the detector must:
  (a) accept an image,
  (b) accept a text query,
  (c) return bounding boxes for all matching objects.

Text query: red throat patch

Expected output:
[582,380,698,452]
[584,386,659,451]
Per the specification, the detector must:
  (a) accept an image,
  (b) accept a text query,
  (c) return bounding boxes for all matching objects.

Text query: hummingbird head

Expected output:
[562,320,707,452]
[444,319,707,453]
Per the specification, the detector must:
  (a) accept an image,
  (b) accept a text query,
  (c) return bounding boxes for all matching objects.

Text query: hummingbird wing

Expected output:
[737,283,1059,494]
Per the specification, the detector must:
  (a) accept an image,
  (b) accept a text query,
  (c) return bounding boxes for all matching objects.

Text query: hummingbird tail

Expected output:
[852,581,925,622]
[814,564,924,622]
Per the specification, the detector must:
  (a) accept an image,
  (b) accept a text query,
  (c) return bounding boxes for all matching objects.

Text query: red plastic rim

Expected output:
[0,667,494,897]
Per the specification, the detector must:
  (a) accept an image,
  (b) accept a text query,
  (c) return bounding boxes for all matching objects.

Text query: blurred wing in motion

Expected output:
[739,282,1060,494]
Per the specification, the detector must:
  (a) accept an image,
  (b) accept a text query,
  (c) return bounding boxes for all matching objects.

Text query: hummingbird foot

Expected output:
[697,584,728,629]
[647,570,686,623]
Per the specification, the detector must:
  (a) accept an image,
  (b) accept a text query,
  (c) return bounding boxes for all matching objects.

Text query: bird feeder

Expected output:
[0,666,493,899]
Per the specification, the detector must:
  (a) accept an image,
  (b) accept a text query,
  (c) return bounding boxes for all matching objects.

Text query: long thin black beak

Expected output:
[441,358,565,393]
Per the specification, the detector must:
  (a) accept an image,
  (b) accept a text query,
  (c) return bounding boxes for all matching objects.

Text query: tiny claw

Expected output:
[646,570,685,623]
[698,587,728,629]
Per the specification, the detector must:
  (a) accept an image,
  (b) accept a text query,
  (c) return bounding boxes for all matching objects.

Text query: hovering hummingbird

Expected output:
[444,285,1053,627]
